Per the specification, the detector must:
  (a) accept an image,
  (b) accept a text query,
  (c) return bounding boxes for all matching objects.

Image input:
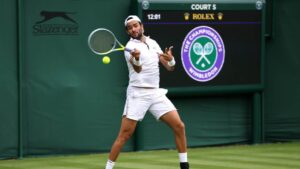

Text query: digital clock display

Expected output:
[147,13,161,20]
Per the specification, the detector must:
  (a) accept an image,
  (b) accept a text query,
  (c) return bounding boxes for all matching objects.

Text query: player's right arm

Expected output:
[129,49,142,73]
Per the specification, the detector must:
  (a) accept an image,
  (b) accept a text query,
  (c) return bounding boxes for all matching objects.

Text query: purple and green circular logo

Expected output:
[181,26,225,82]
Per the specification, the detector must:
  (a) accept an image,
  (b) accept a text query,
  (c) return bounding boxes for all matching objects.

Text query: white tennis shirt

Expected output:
[124,36,163,88]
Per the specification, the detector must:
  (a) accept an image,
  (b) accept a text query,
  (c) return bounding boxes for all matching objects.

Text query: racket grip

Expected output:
[125,47,132,52]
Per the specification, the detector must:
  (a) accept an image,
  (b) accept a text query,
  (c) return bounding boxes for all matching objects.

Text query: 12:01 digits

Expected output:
[147,13,161,20]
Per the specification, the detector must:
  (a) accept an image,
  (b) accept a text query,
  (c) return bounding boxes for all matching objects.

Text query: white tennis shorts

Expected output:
[123,86,176,121]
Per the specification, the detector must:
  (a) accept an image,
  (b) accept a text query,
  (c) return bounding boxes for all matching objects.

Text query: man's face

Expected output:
[126,20,144,40]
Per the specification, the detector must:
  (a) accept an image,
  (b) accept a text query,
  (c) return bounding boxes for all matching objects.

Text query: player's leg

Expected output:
[106,87,151,168]
[160,110,187,152]
[149,91,189,169]
[105,117,137,169]
[160,110,189,169]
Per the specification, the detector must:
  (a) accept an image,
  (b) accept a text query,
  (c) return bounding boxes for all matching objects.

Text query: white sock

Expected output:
[178,152,188,163]
[105,160,115,169]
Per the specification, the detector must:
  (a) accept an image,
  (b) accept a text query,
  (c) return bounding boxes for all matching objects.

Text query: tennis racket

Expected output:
[88,28,131,55]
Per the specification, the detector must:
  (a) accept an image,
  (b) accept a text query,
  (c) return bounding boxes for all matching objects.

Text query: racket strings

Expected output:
[90,30,116,54]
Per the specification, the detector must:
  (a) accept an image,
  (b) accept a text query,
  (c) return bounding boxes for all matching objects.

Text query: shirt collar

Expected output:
[130,36,149,43]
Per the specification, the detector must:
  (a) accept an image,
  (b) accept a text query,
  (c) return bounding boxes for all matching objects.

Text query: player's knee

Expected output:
[119,129,134,143]
[174,121,185,134]
[123,132,133,141]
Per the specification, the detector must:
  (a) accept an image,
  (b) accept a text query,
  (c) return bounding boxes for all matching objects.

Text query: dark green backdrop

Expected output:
[0,0,18,159]
[0,0,299,159]
[264,0,300,141]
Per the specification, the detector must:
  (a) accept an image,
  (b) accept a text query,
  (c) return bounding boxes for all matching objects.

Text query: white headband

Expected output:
[124,15,141,27]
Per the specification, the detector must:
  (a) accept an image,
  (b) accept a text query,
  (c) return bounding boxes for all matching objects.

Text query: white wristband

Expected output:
[167,57,176,67]
[132,57,141,66]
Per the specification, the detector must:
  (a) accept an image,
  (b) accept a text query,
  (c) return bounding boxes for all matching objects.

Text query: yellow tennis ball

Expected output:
[102,56,110,64]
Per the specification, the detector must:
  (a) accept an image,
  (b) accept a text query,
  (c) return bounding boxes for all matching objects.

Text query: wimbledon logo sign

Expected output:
[181,26,225,82]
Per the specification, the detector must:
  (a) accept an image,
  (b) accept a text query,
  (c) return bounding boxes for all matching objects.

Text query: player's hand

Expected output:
[165,46,174,57]
[131,49,140,60]
[159,46,174,61]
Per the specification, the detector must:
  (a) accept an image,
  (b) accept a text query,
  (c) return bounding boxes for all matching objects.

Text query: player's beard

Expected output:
[131,28,144,40]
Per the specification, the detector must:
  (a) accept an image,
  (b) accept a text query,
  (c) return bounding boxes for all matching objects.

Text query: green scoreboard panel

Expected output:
[137,0,266,94]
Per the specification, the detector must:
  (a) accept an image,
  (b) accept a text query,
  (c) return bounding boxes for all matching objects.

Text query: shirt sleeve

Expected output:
[154,40,163,54]
[124,50,131,62]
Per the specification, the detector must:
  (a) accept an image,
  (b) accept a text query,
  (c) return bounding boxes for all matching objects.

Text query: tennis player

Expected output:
[105,15,189,169]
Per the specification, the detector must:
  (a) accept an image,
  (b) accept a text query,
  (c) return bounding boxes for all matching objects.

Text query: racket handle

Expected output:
[125,47,132,52]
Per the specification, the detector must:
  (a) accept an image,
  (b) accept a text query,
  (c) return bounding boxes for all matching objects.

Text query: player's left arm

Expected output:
[159,46,175,71]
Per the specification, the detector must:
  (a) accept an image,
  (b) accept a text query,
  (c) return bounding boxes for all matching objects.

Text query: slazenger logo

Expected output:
[181,26,225,82]
[33,11,79,36]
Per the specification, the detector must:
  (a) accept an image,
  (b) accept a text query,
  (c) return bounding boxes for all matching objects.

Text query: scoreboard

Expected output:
[137,0,266,94]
